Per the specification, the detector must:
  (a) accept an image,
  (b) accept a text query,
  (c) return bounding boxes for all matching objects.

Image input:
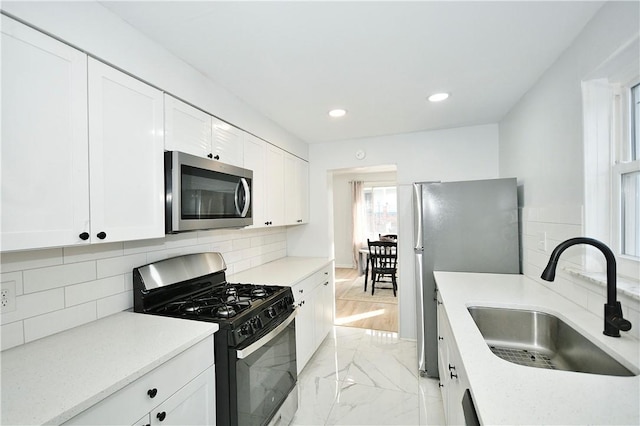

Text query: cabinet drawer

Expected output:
[291,265,331,303]
[64,336,214,425]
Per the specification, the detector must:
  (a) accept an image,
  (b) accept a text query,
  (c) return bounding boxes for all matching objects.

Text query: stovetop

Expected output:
[132,253,295,348]
[151,282,285,321]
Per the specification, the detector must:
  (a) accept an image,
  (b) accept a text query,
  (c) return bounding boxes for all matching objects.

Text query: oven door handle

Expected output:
[236,309,297,359]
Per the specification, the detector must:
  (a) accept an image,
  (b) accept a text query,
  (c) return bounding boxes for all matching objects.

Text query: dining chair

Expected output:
[366,239,398,296]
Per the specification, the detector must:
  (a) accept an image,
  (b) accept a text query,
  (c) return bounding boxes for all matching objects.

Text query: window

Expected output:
[363,186,397,241]
[582,39,639,279]
[618,83,640,257]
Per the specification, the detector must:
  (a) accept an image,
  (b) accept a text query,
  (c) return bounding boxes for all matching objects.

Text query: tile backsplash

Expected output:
[1,227,287,350]
[521,205,640,340]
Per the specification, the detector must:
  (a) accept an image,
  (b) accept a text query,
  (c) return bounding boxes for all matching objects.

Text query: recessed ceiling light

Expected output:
[328,108,347,118]
[428,93,450,102]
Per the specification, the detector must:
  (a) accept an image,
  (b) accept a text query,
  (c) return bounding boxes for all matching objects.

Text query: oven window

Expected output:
[235,321,297,426]
[181,164,251,219]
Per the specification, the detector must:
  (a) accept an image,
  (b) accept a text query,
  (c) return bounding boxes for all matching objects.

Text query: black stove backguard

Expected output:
[132,252,298,426]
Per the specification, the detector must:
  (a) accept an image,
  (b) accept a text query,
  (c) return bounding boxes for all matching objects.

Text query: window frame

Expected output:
[582,41,640,280]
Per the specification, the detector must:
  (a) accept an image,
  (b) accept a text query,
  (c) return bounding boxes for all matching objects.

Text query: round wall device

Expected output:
[355,149,366,160]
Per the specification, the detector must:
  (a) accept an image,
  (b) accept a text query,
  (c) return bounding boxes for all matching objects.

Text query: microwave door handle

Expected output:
[235,178,251,217]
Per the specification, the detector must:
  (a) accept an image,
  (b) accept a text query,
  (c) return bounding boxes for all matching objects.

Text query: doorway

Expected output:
[331,166,398,333]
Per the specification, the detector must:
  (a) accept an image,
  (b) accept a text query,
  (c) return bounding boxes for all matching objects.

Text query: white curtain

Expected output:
[351,180,365,270]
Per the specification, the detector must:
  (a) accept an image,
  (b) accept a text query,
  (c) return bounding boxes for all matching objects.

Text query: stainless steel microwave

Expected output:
[165,151,253,233]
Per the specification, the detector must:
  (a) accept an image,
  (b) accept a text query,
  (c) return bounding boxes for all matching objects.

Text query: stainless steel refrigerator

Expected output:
[413,178,520,378]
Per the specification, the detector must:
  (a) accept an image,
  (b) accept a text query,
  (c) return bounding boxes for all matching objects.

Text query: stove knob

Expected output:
[266,307,277,319]
[240,324,252,336]
[251,317,263,330]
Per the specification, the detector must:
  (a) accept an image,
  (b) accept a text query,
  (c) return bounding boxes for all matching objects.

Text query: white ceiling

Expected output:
[100,1,603,144]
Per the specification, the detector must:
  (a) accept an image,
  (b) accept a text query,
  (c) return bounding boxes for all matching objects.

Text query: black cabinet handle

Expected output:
[96,231,107,240]
[147,388,157,398]
[214,154,220,160]
[156,411,166,422]
[438,336,444,341]
[79,232,90,240]
[207,153,213,158]
[265,221,273,225]
[450,371,458,379]
[448,364,456,371]
[438,382,444,388]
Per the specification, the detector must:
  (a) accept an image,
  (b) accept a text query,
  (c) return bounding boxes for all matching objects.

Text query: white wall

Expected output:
[1,1,308,159]
[332,171,397,268]
[499,1,640,338]
[288,124,500,339]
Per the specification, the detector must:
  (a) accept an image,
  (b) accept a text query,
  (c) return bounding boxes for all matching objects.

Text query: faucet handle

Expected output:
[604,302,632,337]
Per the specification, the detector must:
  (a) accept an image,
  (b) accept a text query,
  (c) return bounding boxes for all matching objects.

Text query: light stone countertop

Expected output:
[434,271,640,425]
[228,256,333,286]
[0,311,218,425]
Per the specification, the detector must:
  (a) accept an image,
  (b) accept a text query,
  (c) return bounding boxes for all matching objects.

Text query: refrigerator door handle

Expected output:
[415,250,427,375]
[413,183,423,251]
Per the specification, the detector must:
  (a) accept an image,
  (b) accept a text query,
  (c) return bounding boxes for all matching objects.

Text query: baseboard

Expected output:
[335,263,355,269]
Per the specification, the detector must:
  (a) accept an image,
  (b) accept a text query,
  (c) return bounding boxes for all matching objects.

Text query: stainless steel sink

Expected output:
[467,306,636,377]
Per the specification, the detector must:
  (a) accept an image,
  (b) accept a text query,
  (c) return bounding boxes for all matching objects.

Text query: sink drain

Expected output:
[489,346,556,370]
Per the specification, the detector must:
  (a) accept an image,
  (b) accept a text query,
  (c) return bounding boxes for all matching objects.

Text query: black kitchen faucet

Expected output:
[541,237,632,337]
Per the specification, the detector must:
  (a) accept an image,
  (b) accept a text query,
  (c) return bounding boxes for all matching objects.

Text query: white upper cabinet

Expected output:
[265,144,285,227]
[243,133,267,228]
[88,58,165,244]
[212,117,244,168]
[1,16,90,251]
[164,94,243,168]
[284,153,309,225]
[164,94,212,159]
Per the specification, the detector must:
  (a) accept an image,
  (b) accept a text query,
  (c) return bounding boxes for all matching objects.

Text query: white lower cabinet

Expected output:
[64,337,215,426]
[292,262,334,374]
[437,295,471,425]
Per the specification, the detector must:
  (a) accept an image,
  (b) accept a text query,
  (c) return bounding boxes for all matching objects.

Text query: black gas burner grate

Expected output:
[152,282,279,320]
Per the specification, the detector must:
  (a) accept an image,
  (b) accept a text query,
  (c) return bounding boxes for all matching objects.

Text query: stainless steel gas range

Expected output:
[133,252,297,426]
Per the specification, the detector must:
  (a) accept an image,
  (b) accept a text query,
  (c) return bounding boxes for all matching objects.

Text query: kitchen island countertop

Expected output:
[0,311,218,425]
[434,271,639,425]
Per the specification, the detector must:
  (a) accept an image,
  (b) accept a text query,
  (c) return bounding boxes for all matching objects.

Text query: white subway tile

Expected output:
[24,302,96,343]
[1,321,24,351]
[96,253,147,279]
[23,261,96,294]
[0,248,63,273]
[165,233,199,248]
[123,237,166,255]
[65,275,125,307]
[1,288,64,324]
[97,291,133,319]
[233,237,252,251]
[63,242,124,263]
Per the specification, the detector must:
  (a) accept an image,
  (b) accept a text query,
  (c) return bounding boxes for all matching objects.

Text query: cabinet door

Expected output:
[284,153,309,225]
[88,58,165,243]
[243,134,267,228]
[1,16,89,251]
[265,144,285,226]
[164,94,212,158]
[150,366,215,426]
[320,271,334,340]
[293,290,315,374]
[212,117,243,168]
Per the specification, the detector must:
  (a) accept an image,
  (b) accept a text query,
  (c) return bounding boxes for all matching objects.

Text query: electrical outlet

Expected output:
[537,232,547,252]
[1,281,17,313]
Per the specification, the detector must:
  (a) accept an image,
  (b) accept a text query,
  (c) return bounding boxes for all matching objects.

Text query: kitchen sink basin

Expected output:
[467,306,636,377]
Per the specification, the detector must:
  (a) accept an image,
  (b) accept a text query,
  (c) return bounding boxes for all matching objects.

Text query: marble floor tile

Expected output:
[326,382,420,425]
[293,326,446,426]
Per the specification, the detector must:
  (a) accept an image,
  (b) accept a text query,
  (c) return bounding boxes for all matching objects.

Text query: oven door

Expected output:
[234,311,297,426]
